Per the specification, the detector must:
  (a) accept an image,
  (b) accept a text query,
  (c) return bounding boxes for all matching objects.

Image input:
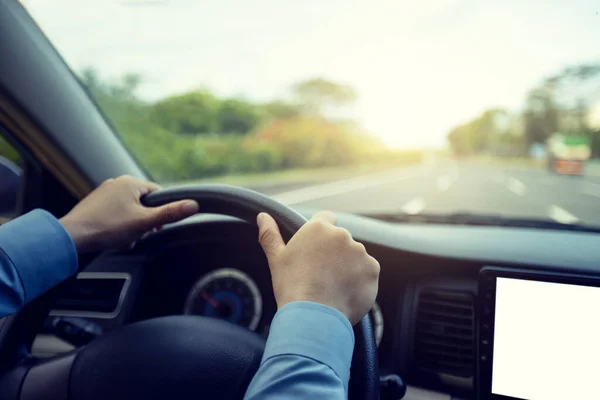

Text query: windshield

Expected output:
[23,0,600,228]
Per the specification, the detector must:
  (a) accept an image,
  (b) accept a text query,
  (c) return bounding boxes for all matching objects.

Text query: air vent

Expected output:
[414,288,475,378]
[50,273,131,318]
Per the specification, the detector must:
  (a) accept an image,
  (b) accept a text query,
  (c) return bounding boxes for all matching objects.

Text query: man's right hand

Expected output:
[257,211,380,325]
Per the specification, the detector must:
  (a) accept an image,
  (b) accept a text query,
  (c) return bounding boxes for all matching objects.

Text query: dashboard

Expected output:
[34,209,600,400]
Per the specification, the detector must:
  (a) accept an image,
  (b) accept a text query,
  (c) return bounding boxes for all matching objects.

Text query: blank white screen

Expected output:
[492,277,600,400]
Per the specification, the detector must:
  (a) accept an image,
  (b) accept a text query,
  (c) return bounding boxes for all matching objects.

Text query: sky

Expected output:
[22,0,600,148]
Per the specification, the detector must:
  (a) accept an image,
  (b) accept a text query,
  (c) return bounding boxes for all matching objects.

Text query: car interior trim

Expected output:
[0,98,91,199]
[48,272,132,319]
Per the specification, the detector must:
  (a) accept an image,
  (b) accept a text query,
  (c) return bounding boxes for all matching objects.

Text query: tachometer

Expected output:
[369,301,384,347]
[184,268,262,331]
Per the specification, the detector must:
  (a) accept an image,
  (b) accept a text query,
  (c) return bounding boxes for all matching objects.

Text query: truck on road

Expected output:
[546,133,591,176]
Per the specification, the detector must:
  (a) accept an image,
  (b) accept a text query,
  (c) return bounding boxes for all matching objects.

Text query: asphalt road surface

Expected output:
[254,160,600,228]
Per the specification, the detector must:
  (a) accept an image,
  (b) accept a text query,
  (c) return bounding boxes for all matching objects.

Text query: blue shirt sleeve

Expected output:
[0,209,78,317]
[244,301,354,399]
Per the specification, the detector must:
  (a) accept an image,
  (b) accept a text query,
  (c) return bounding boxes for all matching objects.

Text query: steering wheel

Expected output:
[0,185,378,400]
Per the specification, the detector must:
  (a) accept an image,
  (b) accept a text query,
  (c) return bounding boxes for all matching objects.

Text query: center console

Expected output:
[477,267,600,400]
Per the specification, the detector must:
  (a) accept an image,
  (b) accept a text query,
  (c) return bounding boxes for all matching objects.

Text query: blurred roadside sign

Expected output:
[530,143,545,159]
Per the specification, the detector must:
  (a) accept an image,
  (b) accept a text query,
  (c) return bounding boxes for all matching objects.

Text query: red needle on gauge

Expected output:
[201,291,220,308]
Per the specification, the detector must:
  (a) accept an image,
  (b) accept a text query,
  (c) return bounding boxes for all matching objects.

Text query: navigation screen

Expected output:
[492,277,600,399]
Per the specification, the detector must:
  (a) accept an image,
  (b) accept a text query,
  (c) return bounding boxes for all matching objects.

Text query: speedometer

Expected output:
[184,268,262,331]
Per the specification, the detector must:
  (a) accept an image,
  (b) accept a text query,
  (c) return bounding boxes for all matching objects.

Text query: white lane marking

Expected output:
[436,167,460,191]
[271,168,422,205]
[581,182,600,198]
[507,177,526,196]
[401,197,425,215]
[548,205,580,224]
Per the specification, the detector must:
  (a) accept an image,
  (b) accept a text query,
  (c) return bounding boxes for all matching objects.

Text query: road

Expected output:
[252,160,600,227]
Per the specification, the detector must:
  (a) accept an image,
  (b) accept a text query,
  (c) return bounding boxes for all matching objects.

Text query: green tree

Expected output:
[261,100,301,120]
[447,109,512,155]
[558,63,600,157]
[80,67,103,94]
[217,98,260,134]
[79,68,142,101]
[75,68,414,181]
[108,73,143,101]
[0,137,20,165]
[449,62,600,157]
[523,84,559,147]
[524,62,600,156]
[150,90,219,134]
[292,78,357,114]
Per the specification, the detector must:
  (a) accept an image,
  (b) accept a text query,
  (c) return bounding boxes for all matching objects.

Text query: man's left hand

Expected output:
[59,175,198,254]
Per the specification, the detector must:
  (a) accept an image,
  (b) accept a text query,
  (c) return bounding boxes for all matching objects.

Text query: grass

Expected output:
[468,155,545,169]
[171,160,420,188]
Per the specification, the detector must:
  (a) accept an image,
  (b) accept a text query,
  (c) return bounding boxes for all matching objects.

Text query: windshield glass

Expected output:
[23,0,600,227]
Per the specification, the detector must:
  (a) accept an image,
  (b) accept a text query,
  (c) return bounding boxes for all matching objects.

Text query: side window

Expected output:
[0,136,23,220]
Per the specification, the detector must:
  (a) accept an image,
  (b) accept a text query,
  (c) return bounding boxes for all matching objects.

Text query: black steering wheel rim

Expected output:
[0,184,378,400]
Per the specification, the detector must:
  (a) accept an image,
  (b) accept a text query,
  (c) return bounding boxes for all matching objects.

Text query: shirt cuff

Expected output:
[1,209,78,303]
[262,301,355,388]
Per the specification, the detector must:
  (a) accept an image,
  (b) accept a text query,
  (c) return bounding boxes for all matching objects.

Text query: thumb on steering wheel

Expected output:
[257,212,285,261]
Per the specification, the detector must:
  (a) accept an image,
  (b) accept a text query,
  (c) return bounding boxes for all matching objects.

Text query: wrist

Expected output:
[59,215,91,254]
[276,296,352,324]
